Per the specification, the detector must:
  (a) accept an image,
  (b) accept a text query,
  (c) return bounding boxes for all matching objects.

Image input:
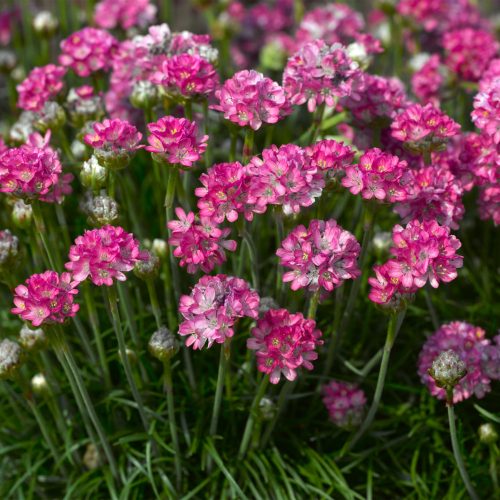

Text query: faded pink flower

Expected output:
[411,55,443,106]
[472,84,500,145]
[94,0,156,30]
[322,380,366,428]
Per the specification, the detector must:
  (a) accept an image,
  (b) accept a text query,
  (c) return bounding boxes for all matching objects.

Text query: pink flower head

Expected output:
[94,0,156,30]
[276,219,360,293]
[306,139,355,177]
[12,271,79,327]
[178,274,259,350]
[411,55,443,107]
[322,380,366,428]
[59,28,118,77]
[40,173,74,204]
[247,308,323,384]
[146,116,208,167]
[418,322,497,403]
[341,148,410,203]
[152,53,219,99]
[16,65,67,112]
[167,208,237,274]
[283,40,360,113]
[0,8,16,46]
[478,172,500,226]
[0,130,62,199]
[213,70,290,130]
[391,103,460,152]
[247,144,324,215]
[443,29,499,82]
[65,225,144,286]
[472,84,500,145]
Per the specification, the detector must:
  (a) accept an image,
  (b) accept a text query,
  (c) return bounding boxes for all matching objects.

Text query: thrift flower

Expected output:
[94,0,156,30]
[322,380,366,428]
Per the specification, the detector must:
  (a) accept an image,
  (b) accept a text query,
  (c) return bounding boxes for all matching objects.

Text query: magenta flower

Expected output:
[40,173,74,204]
[0,130,62,199]
[411,55,443,107]
[472,85,500,145]
[94,0,156,30]
[59,28,117,77]
[341,148,410,203]
[322,380,366,428]
[12,271,79,327]
[213,70,290,130]
[16,65,67,112]
[418,322,499,403]
[283,39,360,113]
[478,179,500,226]
[178,274,259,350]
[146,116,208,167]
[276,219,360,293]
[306,139,355,177]
[167,208,237,274]
[65,225,144,286]
[247,144,324,215]
[247,308,323,384]
[152,53,219,99]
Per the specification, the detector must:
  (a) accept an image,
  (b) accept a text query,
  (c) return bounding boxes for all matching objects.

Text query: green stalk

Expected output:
[308,103,326,144]
[242,128,255,163]
[31,202,57,270]
[242,229,260,291]
[307,290,320,320]
[209,343,229,438]
[447,402,479,500]
[321,285,345,378]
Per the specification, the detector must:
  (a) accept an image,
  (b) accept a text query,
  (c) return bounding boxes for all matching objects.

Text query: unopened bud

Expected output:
[12,199,33,229]
[0,50,16,73]
[148,326,179,362]
[259,297,279,314]
[83,443,101,470]
[130,80,158,110]
[0,339,22,379]
[0,229,20,273]
[9,111,36,144]
[33,11,58,37]
[85,194,119,226]
[346,42,370,69]
[10,66,26,83]
[34,102,66,133]
[373,231,392,254]
[119,347,137,365]
[71,139,87,161]
[259,396,277,421]
[151,238,167,259]
[31,373,49,394]
[67,87,104,127]
[80,156,108,191]
[95,148,131,171]
[428,349,467,397]
[479,423,498,445]
[134,251,160,280]
[19,325,47,352]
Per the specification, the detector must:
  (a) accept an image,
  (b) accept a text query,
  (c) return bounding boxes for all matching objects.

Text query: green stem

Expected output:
[238,376,269,459]
[308,103,326,144]
[184,100,193,121]
[321,285,345,378]
[424,286,440,330]
[307,290,320,320]
[447,404,479,500]
[242,128,255,163]
[209,343,229,438]
[32,202,57,270]
[230,130,237,162]
[147,279,163,330]
[242,229,260,291]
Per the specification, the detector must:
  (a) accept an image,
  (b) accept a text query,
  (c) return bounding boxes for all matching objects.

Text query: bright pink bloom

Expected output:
[341,148,409,203]
[59,28,117,77]
[478,174,500,226]
[167,208,237,274]
[276,219,360,293]
[40,173,74,204]
[322,380,366,428]
[178,274,259,350]
[418,322,498,403]
[152,53,219,99]
[16,65,67,112]
[411,55,443,106]
[65,225,144,286]
[247,308,323,384]
[94,0,156,30]
[246,144,324,215]
[12,271,79,327]
[0,131,61,198]
[283,40,360,112]
[146,116,208,167]
[306,139,355,176]
[368,262,411,310]
[0,8,17,46]
[213,70,290,130]
[472,84,500,145]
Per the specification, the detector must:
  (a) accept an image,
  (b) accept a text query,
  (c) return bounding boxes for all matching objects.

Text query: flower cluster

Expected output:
[472,85,500,145]
[283,40,360,112]
[178,274,259,350]
[146,116,208,167]
[0,131,62,199]
[411,55,443,106]
[167,208,237,274]
[65,225,144,286]
[391,103,460,153]
[16,65,67,112]
[276,219,360,293]
[322,380,366,428]
[59,28,117,77]
[12,271,79,327]
[213,70,289,130]
[369,219,463,307]
[341,148,409,203]
[247,308,323,384]
[306,139,355,176]
[418,322,500,403]
[94,0,156,30]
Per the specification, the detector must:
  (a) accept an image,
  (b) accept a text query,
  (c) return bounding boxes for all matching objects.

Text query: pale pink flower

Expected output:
[94,0,156,30]
[322,380,366,428]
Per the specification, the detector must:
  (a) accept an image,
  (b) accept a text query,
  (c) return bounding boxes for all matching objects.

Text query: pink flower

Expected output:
[418,322,497,403]
[146,116,208,167]
[283,40,360,112]
[322,380,366,428]
[411,55,443,107]
[59,28,118,77]
[12,271,79,327]
[341,148,410,203]
[478,175,500,226]
[152,53,219,99]
[306,139,355,177]
[16,65,67,112]
[472,84,500,145]
[65,225,144,286]
[391,103,460,152]
[247,308,323,384]
[178,274,259,350]
[276,219,360,293]
[0,130,62,199]
[94,0,156,30]
[246,144,324,215]
[167,208,237,274]
[40,173,74,204]
[0,8,17,46]
[368,262,410,310]
[213,70,290,130]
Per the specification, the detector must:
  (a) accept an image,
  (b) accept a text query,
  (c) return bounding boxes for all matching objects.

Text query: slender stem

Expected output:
[147,279,163,329]
[309,103,326,144]
[230,130,237,162]
[242,128,255,163]
[341,309,406,455]
[447,404,479,500]
[32,202,57,270]
[242,229,260,291]
[307,290,320,319]
[321,285,345,378]
[238,376,269,459]
[424,285,440,330]
[209,343,229,438]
